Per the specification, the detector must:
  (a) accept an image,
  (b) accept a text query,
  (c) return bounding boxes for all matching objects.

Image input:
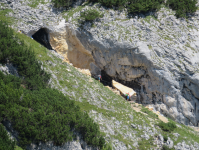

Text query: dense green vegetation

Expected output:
[0,23,50,90]
[158,121,177,132]
[162,145,174,150]
[80,9,103,22]
[0,123,16,150]
[52,0,197,18]
[0,21,105,149]
[128,0,163,13]
[52,0,74,8]
[166,0,197,18]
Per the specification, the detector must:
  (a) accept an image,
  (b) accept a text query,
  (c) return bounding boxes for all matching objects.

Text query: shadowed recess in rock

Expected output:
[101,70,141,91]
[32,28,52,50]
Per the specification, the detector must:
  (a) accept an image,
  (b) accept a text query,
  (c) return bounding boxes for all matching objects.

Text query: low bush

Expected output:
[52,0,74,8]
[0,123,16,150]
[128,0,163,13]
[163,135,168,142]
[158,121,177,132]
[166,0,197,18]
[0,22,50,91]
[80,9,103,22]
[52,0,197,18]
[0,21,106,149]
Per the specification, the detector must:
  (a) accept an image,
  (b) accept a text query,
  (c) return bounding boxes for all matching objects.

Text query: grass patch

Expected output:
[0,8,15,24]
[141,107,158,119]
[148,45,152,50]
[27,0,47,8]
[138,138,154,149]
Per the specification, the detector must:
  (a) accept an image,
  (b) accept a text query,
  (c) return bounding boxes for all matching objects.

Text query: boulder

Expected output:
[112,80,136,100]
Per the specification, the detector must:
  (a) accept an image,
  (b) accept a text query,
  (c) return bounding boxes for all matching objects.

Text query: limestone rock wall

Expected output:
[49,25,95,70]
[74,23,199,126]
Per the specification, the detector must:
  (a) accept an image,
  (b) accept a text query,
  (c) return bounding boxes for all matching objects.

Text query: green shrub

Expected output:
[0,123,16,150]
[158,121,177,132]
[52,0,197,18]
[0,21,50,90]
[163,135,168,142]
[162,145,174,150]
[102,142,112,150]
[166,0,197,18]
[98,0,127,9]
[0,21,106,149]
[80,9,103,22]
[52,0,74,8]
[128,0,163,13]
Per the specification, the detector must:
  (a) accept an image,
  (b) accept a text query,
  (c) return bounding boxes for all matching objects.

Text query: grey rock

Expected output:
[165,137,173,149]
[174,141,191,150]
[72,85,79,88]
[0,63,19,77]
[2,120,19,143]
[131,124,136,128]
[141,133,150,140]
[173,133,180,138]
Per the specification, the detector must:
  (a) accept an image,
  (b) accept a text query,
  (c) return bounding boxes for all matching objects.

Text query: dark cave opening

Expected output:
[100,70,141,91]
[100,70,141,101]
[32,28,52,50]
[100,70,113,87]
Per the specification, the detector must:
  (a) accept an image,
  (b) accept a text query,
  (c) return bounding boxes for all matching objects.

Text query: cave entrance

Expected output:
[32,28,52,49]
[100,70,113,87]
[101,70,141,91]
[100,70,141,101]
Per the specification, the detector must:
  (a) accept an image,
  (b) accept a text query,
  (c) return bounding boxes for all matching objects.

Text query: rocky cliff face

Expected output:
[73,7,199,126]
[1,0,199,128]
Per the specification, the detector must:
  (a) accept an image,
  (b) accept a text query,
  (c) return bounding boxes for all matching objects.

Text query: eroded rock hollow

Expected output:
[47,24,199,126]
[32,28,52,50]
[49,25,96,70]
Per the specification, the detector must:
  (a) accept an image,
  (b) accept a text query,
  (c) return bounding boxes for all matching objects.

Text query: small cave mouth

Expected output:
[32,28,52,50]
[100,70,113,87]
[100,70,141,90]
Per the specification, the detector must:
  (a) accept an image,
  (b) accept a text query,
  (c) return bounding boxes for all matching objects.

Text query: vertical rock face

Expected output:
[49,24,95,70]
[69,21,199,126]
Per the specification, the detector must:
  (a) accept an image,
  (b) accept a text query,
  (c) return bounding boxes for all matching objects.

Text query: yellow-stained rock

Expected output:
[145,105,153,111]
[49,27,95,70]
[105,86,120,95]
[112,80,136,97]
[77,68,91,76]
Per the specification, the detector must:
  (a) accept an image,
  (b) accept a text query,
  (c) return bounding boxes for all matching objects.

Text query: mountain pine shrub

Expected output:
[80,9,103,22]
[52,0,74,8]
[0,123,16,150]
[52,0,197,18]
[0,21,106,149]
[157,121,177,132]
[166,0,197,18]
